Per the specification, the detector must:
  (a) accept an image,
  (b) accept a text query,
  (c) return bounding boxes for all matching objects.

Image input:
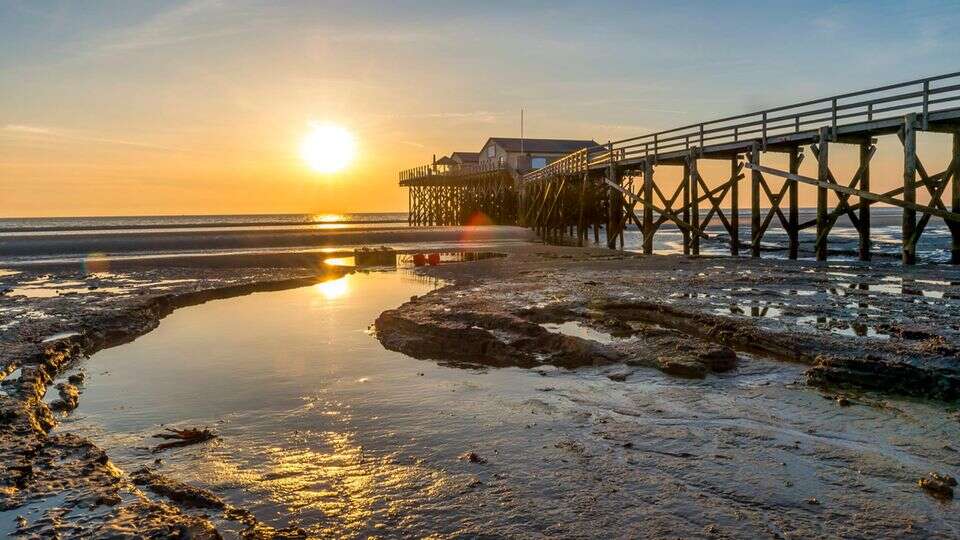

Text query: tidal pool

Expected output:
[57,270,960,538]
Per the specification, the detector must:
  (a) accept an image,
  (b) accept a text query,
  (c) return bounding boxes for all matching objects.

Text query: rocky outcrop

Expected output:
[806,354,960,401]
[376,291,739,378]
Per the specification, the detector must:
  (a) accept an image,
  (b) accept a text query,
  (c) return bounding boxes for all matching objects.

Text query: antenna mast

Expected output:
[520,108,524,154]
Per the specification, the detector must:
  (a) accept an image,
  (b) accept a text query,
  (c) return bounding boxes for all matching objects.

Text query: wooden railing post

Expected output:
[902,114,918,265]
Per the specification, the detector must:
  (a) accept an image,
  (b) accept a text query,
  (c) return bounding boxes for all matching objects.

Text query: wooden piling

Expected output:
[642,160,654,254]
[750,144,761,257]
[902,114,917,265]
[953,131,960,264]
[689,153,700,255]
[788,148,800,259]
[816,128,830,261]
[859,142,872,261]
[607,167,621,249]
[731,158,739,256]
[577,173,587,246]
[682,161,691,255]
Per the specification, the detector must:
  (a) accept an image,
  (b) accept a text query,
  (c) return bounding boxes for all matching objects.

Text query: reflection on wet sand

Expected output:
[52,266,960,537]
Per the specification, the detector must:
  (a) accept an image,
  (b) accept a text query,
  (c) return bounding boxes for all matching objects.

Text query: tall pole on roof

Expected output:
[520,109,524,154]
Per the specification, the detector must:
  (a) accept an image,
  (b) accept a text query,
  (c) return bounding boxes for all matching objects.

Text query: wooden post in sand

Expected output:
[750,143,761,258]
[859,142,872,261]
[642,159,654,254]
[902,114,918,265]
[682,160,691,255]
[689,152,700,256]
[730,157,739,256]
[788,147,800,260]
[816,128,830,261]
[953,131,960,264]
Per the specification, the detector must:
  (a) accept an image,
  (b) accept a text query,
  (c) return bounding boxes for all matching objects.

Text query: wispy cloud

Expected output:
[378,111,507,124]
[2,124,183,152]
[89,0,265,54]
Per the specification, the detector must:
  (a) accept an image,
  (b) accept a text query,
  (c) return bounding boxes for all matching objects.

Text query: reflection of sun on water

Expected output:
[313,213,345,223]
[315,277,350,300]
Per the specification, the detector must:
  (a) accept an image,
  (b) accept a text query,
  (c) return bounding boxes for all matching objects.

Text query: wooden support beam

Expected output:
[607,166,622,249]
[788,148,801,259]
[743,164,960,223]
[682,161,690,255]
[750,143,761,258]
[642,160,654,254]
[689,153,700,255]
[731,158,739,256]
[578,173,587,246]
[903,114,917,265]
[954,132,960,264]
[816,128,830,261]
[859,142,872,261]
[604,179,711,241]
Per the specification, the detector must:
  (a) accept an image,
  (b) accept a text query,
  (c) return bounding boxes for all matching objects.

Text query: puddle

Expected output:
[41,331,81,343]
[714,304,784,318]
[4,284,129,298]
[397,251,505,267]
[541,321,623,344]
[0,367,22,396]
[323,251,505,270]
[796,316,891,339]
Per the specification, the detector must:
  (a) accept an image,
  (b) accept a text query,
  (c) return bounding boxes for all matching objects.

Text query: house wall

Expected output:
[478,141,573,172]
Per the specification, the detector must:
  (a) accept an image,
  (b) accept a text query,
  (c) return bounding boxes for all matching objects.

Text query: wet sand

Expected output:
[2,230,960,538]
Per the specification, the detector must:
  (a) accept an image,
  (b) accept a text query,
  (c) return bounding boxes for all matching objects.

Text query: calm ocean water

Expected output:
[0,209,954,263]
[0,213,409,233]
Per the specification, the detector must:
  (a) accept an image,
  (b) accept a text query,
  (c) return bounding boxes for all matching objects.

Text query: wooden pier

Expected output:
[404,72,960,264]
[400,162,518,226]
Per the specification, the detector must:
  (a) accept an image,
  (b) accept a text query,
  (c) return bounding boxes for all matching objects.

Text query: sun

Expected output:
[300,123,357,173]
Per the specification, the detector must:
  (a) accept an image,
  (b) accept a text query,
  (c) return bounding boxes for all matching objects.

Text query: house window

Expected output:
[487,145,496,158]
[531,157,547,169]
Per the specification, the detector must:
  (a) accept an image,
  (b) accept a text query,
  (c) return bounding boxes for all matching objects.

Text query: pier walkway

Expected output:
[401,72,960,264]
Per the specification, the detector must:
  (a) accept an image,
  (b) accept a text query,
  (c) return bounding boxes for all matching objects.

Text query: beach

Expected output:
[2,219,960,537]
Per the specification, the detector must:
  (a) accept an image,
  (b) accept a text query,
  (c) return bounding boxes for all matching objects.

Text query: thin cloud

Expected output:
[379,111,507,124]
[90,0,266,54]
[2,124,183,152]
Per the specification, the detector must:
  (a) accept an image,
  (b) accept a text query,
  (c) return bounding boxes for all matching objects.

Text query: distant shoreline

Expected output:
[0,218,409,234]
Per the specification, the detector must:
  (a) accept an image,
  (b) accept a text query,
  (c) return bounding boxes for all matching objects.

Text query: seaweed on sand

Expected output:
[151,427,217,453]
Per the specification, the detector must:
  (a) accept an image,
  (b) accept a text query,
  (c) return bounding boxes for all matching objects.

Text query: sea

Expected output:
[0,208,954,264]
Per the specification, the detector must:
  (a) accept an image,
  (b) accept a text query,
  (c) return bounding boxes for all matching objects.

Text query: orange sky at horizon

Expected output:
[3,2,958,218]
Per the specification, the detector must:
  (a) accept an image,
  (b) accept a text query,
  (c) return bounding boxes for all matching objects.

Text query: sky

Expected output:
[2,0,959,217]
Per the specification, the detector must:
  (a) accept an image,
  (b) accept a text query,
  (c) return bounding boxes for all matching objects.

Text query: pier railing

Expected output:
[399,160,507,184]
[523,71,960,182]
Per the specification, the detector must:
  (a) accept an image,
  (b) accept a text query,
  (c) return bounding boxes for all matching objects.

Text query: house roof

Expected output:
[435,156,457,166]
[482,137,600,154]
[450,151,479,162]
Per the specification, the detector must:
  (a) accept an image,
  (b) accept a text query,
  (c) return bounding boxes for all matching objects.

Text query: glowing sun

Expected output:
[300,123,357,173]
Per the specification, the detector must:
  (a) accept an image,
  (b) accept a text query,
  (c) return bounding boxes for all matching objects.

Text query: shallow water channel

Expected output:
[58,270,960,537]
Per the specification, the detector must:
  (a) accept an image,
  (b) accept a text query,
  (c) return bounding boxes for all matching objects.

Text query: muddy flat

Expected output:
[2,243,959,538]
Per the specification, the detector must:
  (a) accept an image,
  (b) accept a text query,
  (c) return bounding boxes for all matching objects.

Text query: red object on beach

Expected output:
[412,253,426,266]
[427,253,440,266]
